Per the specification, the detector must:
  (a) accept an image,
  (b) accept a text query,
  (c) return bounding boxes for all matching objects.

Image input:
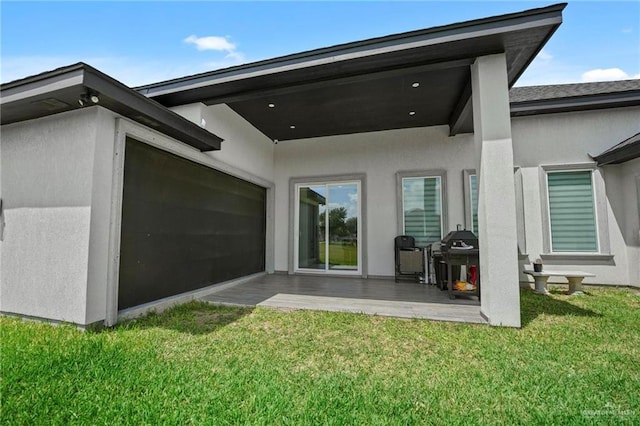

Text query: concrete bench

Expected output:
[523,270,596,295]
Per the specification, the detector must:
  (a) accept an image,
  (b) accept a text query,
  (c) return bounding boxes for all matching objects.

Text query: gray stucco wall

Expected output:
[1,98,637,327]
[171,103,275,183]
[274,125,476,277]
[511,106,640,286]
[85,109,119,323]
[603,157,640,286]
[168,101,640,287]
[0,107,117,324]
[272,106,640,286]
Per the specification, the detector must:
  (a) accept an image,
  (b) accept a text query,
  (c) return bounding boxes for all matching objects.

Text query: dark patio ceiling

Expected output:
[138,3,566,141]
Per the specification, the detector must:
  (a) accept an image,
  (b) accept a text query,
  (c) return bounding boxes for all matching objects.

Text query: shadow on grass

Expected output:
[520,288,601,327]
[114,301,254,335]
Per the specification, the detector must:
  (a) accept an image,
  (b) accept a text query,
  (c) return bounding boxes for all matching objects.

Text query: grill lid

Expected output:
[441,229,478,250]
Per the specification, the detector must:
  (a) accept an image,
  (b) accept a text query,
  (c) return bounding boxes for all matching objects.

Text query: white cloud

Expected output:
[183,34,247,69]
[184,35,236,52]
[517,49,640,87]
[581,68,640,82]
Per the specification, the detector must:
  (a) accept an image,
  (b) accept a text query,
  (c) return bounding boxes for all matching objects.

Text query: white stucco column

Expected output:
[471,53,521,327]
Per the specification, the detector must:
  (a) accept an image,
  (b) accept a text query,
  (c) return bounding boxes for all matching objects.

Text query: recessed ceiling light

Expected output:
[290,125,296,129]
[412,82,420,88]
[409,111,416,116]
[268,103,275,108]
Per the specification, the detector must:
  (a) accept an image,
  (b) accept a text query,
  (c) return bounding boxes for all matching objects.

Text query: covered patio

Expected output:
[200,274,485,324]
[140,4,567,328]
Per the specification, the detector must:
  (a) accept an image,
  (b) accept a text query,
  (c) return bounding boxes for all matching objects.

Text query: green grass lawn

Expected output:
[2,287,639,425]
[319,242,358,266]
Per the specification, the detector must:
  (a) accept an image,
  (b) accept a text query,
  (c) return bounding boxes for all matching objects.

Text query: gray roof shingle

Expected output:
[510,79,640,103]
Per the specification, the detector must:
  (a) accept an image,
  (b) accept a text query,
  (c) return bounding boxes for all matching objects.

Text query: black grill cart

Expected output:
[440,229,480,300]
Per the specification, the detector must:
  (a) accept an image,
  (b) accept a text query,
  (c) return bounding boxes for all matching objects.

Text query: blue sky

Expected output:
[1,1,639,87]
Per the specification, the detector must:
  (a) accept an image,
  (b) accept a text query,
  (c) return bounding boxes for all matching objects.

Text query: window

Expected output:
[546,170,598,253]
[397,172,446,246]
[463,170,478,235]
[464,167,527,254]
[469,174,478,234]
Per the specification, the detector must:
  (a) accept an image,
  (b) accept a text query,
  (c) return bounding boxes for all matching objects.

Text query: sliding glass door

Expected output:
[295,181,360,274]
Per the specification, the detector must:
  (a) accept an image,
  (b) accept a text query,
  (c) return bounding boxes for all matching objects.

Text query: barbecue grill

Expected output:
[441,229,478,251]
[439,228,480,299]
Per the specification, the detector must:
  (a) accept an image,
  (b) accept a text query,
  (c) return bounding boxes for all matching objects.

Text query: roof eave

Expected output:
[510,91,640,117]
[137,3,567,102]
[1,63,223,152]
[592,143,640,165]
[591,132,640,165]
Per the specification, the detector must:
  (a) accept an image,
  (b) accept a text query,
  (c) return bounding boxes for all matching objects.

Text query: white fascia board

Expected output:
[0,70,85,105]
[141,14,562,98]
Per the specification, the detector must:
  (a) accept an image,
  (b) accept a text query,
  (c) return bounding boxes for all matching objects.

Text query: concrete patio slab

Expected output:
[200,274,485,324]
[257,293,486,323]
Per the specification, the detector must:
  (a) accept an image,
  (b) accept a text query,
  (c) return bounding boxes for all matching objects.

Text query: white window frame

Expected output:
[396,170,447,246]
[540,163,611,259]
[463,169,478,234]
[463,168,527,254]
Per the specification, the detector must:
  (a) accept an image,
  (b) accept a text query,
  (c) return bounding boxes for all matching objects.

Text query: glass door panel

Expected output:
[298,185,326,270]
[296,181,360,274]
[327,184,358,271]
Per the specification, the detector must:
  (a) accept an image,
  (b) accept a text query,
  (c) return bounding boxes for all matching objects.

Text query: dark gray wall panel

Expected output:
[118,138,266,310]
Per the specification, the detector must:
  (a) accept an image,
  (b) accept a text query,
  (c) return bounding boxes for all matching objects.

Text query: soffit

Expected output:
[140,4,567,141]
[1,64,223,151]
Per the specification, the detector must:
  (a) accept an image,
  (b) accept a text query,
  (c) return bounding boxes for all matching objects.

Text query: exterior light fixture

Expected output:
[268,103,275,108]
[290,125,296,129]
[409,111,416,116]
[412,82,420,88]
[78,91,100,107]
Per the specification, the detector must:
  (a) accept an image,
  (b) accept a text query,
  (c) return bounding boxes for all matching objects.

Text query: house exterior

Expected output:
[1,4,639,328]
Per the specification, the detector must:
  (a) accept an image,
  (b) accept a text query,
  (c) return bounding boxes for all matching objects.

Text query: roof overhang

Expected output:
[511,89,640,116]
[591,132,640,165]
[138,3,566,141]
[1,63,223,151]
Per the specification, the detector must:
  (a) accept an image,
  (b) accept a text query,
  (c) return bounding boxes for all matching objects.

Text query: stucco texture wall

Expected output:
[274,125,475,277]
[512,106,640,286]
[171,103,275,183]
[0,107,117,324]
[272,106,639,285]
[603,157,640,286]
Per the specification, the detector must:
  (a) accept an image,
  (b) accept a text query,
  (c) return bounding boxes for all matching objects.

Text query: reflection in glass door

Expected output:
[296,181,360,274]
[298,185,326,270]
